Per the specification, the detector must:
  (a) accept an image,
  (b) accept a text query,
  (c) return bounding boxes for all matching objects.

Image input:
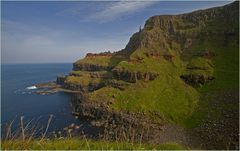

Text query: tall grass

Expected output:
[2,115,53,141]
[1,116,186,150]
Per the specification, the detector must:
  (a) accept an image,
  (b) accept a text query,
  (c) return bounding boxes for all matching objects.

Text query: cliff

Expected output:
[56,2,239,149]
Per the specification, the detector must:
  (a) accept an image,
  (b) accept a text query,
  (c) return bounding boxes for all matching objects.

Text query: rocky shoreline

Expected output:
[35,81,168,141]
[70,93,164,140]
[35,80,199,147]
[34,81,82,95]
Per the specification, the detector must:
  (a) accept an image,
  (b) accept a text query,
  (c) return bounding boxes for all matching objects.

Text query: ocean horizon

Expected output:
[1,63,95,137]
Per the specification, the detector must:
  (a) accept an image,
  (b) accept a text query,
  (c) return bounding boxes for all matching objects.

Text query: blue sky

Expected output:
[1,1,232,64]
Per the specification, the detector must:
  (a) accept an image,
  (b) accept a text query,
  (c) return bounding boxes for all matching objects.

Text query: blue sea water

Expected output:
[1,63,93,136]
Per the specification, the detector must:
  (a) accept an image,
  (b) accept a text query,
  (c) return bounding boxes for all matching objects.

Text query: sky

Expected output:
[1,1,232,64]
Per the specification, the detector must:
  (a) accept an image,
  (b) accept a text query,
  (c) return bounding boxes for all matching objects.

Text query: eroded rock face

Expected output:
[180,74,214,86]
[73,63,114,71]
[145,15,176,33]
[145,52,174,61]
[63,83,84,91]
[70,93,165,142]
[112,69,158,83]
[69,71,112,79]
[56,75,66,85]
[199,50,216,59]
[64,80,105,92]
[86,51,113,58]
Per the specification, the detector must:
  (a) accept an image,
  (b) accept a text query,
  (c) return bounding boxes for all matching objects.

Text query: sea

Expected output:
[1,63,96,137]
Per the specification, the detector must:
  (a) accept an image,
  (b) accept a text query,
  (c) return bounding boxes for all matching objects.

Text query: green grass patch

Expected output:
[2,139,187,150]
[75,55,123,67]
[65,75,101,86]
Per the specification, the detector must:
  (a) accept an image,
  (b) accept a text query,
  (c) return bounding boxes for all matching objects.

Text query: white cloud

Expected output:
[56,1,156,23]
[86,1,156,23]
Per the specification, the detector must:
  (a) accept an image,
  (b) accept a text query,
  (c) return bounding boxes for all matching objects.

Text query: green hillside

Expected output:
[56,1,239,149]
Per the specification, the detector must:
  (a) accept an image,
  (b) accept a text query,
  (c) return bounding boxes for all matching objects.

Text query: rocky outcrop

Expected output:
[56,75,66,85]
[70,72,112,79]
[144,15,176,33]
[64,81,105,92]
[112,69,158,83]
[86,51,113,58]
[70,93,165,142]
[145,51,174,61]
[63,83,84,91]
[198,50,216,59]
[73,63,114,71]
[180,74,214,86]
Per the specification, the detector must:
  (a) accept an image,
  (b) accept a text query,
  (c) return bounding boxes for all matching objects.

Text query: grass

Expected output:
[86,31,238,128]
[65,75,101,86]
[2,116,187,150]
[1,139,186,150]
[187,57,213,70]
[183,34,239,128]
[89,55,200,124]
[75,55,123,67]
[70,46,201,126]
[112,75,199,124]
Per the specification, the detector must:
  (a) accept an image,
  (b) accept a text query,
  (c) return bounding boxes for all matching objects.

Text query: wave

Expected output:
[26,85,37,90]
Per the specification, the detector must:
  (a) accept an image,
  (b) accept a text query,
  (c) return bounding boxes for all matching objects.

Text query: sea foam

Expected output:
[26,85,37,90]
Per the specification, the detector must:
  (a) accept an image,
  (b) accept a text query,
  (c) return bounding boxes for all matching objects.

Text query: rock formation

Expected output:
[53,2,239,149]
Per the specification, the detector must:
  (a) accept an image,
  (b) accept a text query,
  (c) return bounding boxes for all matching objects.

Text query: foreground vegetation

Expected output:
[2,139,186,150]
[1,116,187,150]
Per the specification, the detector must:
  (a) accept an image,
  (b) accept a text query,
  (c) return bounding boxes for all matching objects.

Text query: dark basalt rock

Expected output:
[145,52,174,61]
[199,50,216,59]
[86,51,113,58]
[70,93,165,142]
[69,71,112,79]
[112,69,158,83]
[73,63,114,71]
[56,75,66,85]
[88,82,105,92]
[180,74,214,86]
[63,83,84,92]
[186,66,209,70]
[64,82,104,92]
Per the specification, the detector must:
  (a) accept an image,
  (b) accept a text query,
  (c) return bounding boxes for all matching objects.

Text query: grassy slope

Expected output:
[86,28,201,125]
[89,56,200,125]
[2,139,186,150]
[67,2,238,128]
[89,3,239,128]
[87,40,238,128]
[184,35,239,127]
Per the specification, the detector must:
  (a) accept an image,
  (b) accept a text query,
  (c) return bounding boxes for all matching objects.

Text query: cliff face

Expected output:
[57,2,239,149]
[123,1,238,55]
